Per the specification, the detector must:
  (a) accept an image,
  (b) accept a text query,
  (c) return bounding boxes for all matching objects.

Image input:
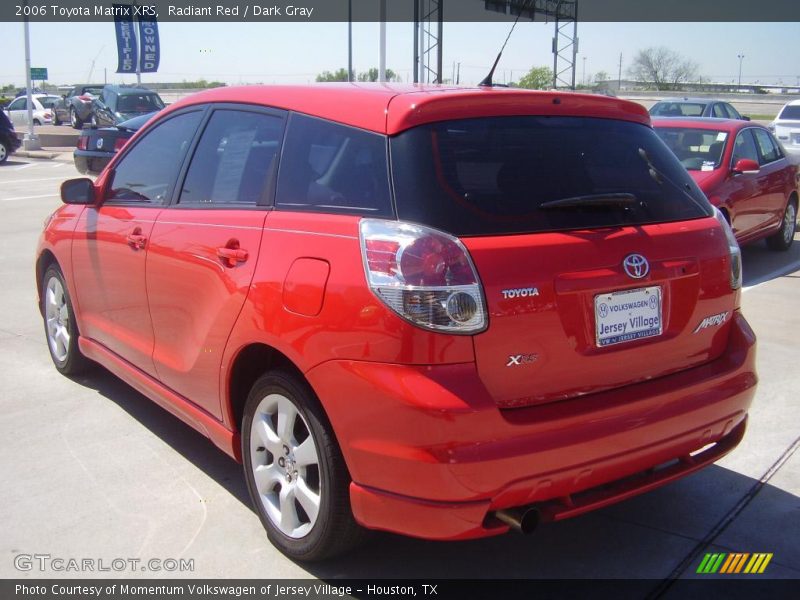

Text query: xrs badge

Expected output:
[507,354,538,367]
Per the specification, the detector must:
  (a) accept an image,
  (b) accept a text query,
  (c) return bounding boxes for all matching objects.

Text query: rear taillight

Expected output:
[359,219,487,334]
[43,112,52,119]
[76,136,88,150]
[113,138,128,152]
[78,95,92,102]
[714,208,742,290]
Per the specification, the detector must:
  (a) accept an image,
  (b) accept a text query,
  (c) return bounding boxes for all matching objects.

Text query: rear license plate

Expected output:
[595,286,662,347]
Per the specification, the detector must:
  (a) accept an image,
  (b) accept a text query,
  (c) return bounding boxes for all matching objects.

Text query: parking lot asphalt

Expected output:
[0,157,798,584]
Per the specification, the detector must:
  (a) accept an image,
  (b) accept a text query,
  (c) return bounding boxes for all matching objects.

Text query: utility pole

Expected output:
[618,52,623,91]
[347,0,353,82]
[22,1,40,151]
[378,0,386,81]
[582,56,587,87]
[737,53,745,89]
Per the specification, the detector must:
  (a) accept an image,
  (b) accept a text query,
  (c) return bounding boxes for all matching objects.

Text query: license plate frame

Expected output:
[595,286,663,347]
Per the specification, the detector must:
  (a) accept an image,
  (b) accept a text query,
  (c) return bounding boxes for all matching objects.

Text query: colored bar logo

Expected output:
[697,552,773,574]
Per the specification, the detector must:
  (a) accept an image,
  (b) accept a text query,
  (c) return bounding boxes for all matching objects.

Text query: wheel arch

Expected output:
[35,250,59,315]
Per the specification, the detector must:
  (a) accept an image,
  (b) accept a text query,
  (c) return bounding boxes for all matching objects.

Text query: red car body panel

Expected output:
[36,85,759,542]
[653,117,798,244]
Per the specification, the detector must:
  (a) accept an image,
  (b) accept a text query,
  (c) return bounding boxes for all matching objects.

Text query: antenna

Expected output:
[479,0,532,87]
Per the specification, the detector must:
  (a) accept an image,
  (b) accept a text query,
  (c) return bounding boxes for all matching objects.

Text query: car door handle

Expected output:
[217,247,249,266]
[126,233,147,250]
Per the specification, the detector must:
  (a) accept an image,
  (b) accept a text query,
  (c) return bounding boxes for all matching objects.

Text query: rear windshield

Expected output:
[117,93,165,113]
[650,102,706,117]
[654,127,727,171]
[778,105,800,120]
[390,116,712,236]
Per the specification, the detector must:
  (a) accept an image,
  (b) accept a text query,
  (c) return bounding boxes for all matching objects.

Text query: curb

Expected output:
[14,150,59,160]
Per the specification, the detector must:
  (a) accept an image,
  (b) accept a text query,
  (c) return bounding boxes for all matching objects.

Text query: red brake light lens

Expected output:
[360,219,487,333]
[113,138,128,152]
[76,136,88,150]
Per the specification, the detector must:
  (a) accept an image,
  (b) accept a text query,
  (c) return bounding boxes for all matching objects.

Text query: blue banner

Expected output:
[113,4,137,73]
[138,18,160,73]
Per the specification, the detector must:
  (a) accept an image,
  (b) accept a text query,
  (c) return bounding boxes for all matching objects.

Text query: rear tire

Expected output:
[33,119,41,126]
[41,264,90,375]
[70,107,82,129]
[0,139,8,164]
[53,109,61,126]
[766,199,797,251]
[241,370,366,561]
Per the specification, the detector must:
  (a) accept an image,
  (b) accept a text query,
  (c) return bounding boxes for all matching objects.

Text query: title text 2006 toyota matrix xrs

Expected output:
[37,85,757,560]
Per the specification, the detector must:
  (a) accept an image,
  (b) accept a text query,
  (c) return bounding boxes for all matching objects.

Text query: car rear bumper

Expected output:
[73,150,112,175]
[306,310,757,540]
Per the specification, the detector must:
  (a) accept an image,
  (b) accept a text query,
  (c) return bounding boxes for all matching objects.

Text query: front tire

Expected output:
[241,371,365,561]
[70,107,82,129]
[766,199,797,251]
[53,109,61,126]
[0,139,8,164]
[42,264,90,375]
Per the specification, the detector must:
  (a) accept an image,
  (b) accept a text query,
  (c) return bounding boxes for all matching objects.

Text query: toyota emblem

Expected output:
[623,254,649,279]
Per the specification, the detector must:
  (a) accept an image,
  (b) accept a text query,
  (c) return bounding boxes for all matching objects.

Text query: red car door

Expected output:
[726,128,771,237]
[752,128,790,228]
[146,107,285,418]
[71,110,204,375]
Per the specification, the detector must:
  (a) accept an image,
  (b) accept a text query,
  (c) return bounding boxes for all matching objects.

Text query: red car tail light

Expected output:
[360,219,487,333]
[76,136,88,150]
[113,138,128,152]
[714,208,742,290]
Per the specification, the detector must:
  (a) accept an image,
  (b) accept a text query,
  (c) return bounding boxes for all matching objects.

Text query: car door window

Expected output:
[108,111,203,204]
[752,129,782,165]
[712,104,726,118]
[724,103,742,119]
[275,113,392,216]
[731,129,759,165]
[8,98,26,111]
[179,109,284,206]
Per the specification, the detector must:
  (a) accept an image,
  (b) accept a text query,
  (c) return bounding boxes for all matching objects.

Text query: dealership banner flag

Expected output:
[138,18,160,73]
[113,4,138,73]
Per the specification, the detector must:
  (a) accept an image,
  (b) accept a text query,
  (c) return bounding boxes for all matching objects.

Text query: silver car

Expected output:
[771,99,800,164]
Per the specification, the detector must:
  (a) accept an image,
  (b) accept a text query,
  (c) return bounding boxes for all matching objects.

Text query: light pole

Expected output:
[737,53,745,89]
[582,56,587,87]
[22,1,41,151]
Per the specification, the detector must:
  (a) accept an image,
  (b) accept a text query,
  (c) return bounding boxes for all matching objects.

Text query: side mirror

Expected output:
[733,158,760,175]
[61,178,96,205]
[741,116,751,121]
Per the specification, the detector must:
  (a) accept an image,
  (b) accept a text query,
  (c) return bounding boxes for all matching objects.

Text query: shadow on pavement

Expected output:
[741,231,800,288]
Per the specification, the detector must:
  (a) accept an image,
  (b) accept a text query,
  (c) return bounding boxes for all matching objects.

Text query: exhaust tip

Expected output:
[494,506,540,535]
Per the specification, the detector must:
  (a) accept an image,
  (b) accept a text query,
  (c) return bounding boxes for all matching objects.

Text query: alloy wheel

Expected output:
[249,392,321,538]
[783,203,797,245]
[45,276,71,363]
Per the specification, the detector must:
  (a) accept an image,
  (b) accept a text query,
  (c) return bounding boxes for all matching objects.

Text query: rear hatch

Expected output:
[390,115,736,408]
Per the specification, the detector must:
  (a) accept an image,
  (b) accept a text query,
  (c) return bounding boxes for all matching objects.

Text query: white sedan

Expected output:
[771,99,800,164]
[4,94,60,127]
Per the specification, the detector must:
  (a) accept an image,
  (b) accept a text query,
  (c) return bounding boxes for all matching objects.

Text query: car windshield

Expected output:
[650,102,706,117]
[654,127,728,171]
[116,93,165,113]
[390,116,712,237]
[778,105,800,120]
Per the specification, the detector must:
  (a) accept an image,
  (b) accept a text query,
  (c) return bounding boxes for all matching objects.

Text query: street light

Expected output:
[582,56,587,87]
[737,53,745,89]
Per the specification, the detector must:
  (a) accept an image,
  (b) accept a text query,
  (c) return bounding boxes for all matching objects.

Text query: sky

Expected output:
[0,20,798,88]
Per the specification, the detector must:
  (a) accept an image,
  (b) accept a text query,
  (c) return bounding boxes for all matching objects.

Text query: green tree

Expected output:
[315,68,353,82]
[594,71,610,84]
[357,68,398,82]
[516,66,553,90]
[627,47,699,91]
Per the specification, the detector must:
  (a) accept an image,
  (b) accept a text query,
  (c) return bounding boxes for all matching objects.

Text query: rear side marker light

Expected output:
[714,208,742,290]
[360,219,487,334]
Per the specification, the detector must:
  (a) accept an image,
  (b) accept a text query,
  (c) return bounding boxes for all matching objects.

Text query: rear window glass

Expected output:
[654,127,727,171]
[778,105,800,120]
[650,102,706,117]
[275,113,392,217]
[390,116,712,237]
[117,93,165,113]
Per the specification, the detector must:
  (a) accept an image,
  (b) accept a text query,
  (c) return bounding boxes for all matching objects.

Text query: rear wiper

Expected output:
[539,193,639,210]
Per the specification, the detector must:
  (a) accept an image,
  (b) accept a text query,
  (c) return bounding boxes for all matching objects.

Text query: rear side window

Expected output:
[390,116,712,237]
[752,129,782,164]
[179,109,283,206]
[108,111,202,204]
[275,113,392,217]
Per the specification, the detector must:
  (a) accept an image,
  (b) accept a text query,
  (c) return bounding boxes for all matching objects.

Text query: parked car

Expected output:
[52,84,104,128]
[5,93,60,127]
[770,99,800,164]
[90,85,165,128]
[74,112,155,175]
[654,117,798,250]
[0,108,21,164]
[650,98,749,120]
[38,85,757,560]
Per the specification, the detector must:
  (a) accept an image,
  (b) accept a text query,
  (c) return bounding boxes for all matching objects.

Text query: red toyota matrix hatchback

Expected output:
[37,85,757,560]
